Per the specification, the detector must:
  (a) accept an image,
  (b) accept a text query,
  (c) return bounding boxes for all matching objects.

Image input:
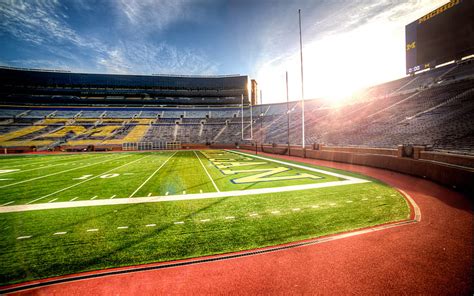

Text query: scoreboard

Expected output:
[405,0,474,74]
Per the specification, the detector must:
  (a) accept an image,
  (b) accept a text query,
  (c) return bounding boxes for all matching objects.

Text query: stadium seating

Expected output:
[0,60,473,152]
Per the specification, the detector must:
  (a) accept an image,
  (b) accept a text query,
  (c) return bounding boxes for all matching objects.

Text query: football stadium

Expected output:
[0,0,473,294]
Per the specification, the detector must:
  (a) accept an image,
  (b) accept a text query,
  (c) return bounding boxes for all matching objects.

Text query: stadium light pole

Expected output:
[260,90,263,153]
[286,71,290,155]
[298,9,305,151]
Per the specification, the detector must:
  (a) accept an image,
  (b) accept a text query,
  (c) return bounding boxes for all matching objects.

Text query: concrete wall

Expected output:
[241,144,474,195]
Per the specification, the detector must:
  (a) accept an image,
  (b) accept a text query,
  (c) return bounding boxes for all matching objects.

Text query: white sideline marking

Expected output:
[0,154,125,189]
[26,155,148,204]
[91,196,97,200]
[174,221,184,225]
[194,151,220,192]
[86,229,98,232]
[54,232,67,235]
[165,192,169,196]
[292,208,301,211]
[70,197,79,201]
[110,195,116,199]
[1,178,373,213]
[48,198,58,203]
[129,152,177,198]
[117,226,128,229]
[147,193,152,197]
[225,216,235,219]
[271,210,280,214]
[145,224,156,227]
[1,201,15,206]
[17,236,31,240]
[200,219,210,222]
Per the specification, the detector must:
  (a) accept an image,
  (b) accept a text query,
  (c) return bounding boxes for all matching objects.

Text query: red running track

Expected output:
[5,152,473,295]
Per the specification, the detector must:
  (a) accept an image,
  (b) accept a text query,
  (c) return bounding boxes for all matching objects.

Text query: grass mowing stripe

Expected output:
[0,154,128,189]
[26,155,150,204]
[128,151,177,198]
[0,154,108,176]
[194,151,220,192]
[0,153,99,168]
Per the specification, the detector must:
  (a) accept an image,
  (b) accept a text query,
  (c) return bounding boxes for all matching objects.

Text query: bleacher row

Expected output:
[0,60,473,152]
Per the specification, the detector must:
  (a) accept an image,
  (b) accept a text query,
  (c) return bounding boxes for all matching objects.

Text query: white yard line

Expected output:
[70,197,79,201]
[128,152,177,198]
[1,201,15,206]
[110,195,116,199]
[0,154,127,189]
[48,198,58,203]
[26,155,149,204]
[1,178,370,213]
[194,151,220,192]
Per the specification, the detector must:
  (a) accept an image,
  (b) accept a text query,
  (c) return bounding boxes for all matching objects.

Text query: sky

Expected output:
[0,0,447,103]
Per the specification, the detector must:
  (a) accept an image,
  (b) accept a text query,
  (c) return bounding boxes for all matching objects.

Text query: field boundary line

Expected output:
[0,154,129,189]
[26,155,151,204]
[229,150,368,182]
[194,151,220,192]
[128,151,177,198]
[0,177,368,213]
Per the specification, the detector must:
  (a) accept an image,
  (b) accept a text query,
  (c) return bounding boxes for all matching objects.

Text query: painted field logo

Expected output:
[203,151,322,184]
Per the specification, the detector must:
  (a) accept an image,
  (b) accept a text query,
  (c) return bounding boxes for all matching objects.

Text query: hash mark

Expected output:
[70,197,79,201]
[110,195,116,199]
[200,219,210,222]
[86,229,98,232]
[225,216,235,219]
[48,198,58,203]
[17,236,31,240]
[271,211,280,214]
[292,208,301,211]
[145,224,156,227]
[91,196,97,200]
[148,193,152,197]
[174,221,184,225]
[117,226,128,229]
[54,232,67,235]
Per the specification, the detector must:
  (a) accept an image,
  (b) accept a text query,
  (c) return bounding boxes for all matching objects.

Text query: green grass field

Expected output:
[0,150,410,285]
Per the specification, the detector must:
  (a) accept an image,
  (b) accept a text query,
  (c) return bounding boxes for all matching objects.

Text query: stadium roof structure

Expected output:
[0,67,250,106]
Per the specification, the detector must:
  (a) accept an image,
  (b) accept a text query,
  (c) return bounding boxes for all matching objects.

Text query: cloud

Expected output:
[97,42,218,75]
[0,0,219,75]
[254,0,448,103]
[118,0,204,32]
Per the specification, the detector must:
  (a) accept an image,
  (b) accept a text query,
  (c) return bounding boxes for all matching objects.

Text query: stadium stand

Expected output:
[0,60,473,153]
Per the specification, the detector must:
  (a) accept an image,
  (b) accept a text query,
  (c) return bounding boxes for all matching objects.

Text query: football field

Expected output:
[0,150,410,285]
